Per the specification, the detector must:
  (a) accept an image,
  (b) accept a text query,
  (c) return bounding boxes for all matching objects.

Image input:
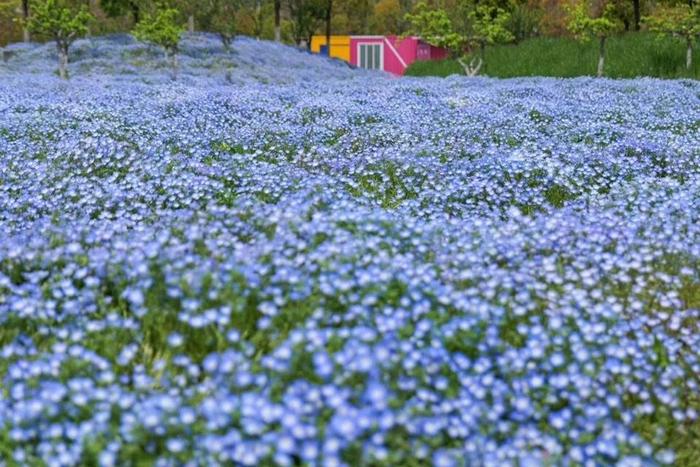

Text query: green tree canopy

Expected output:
[133,5,184,78]
[23,0,93,79]
[644,4,699,69]
[404,2,463,55]
[287,0,325,47]
[207,0,241,50]
[467,4,514,56]
[101,0,143,23]
[405,1,514,75]
[567,1,621,41]
[566,1,622,76]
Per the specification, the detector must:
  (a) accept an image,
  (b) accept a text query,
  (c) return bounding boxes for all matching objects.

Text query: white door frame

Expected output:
[357,42,384,71]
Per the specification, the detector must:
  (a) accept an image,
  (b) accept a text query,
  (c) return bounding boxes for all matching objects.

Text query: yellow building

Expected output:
[310,35,351,62]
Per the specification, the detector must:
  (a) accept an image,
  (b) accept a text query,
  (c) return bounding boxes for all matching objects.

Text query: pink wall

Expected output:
[430,45,448,61]
[349,36,448,76]
[417,42,448,62]
[417,42,431,61]
[349,37,380,69]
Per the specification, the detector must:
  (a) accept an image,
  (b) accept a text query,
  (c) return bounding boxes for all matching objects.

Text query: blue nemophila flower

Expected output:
[1,35,700,465]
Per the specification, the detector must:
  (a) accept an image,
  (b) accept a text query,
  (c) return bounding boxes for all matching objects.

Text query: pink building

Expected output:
[311,35,449,76]
[350,36,448,75]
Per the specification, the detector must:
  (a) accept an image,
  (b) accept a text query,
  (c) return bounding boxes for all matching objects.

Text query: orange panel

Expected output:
[311,36,351,62]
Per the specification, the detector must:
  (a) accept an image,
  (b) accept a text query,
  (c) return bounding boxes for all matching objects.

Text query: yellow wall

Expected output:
[311,36,351,62]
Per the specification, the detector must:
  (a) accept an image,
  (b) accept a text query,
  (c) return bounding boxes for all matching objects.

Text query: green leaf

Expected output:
[133,7,184,53]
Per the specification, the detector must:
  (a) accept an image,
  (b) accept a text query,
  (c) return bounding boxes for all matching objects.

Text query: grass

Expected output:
[405,33,700,79]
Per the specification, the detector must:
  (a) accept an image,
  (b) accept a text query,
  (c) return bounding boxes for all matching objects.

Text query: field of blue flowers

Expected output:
[1,34,700,466]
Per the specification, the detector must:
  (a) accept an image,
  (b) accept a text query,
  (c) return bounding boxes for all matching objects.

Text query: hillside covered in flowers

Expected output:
[1,35,700,466]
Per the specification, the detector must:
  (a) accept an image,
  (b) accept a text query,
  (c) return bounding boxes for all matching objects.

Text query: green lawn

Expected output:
[405,33,700,79]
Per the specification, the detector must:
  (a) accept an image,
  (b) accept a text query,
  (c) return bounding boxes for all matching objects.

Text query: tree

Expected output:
[372,0,402,34]
[274,0,280,41]
[341,0,373,34]
[23,0,92,79]
[324,0,332,54]
[404,2,464,54]
[101,0,142,24]
[506,1,544,42]
[397,0,412,32]
[405,2,486,75]
[644,4,699,70]
[566,1,622,77]
[252,0,265,38]
[609,0,634,31]
[632,0,640,31]
[287,0,324,47]
[22,0,30,41]
[133,6,184,79]
[466,4,514,60]
[209,0,240,49]
[404,2,513,75]
[171,0,198,32]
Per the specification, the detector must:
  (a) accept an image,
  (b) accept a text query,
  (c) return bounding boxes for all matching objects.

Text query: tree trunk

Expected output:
[687,37,693,70]
[632,0,640,31]
[597,36,606,77]
[255,0,262,39]
[22,0,30,42]
[57,44,68,79]
[274,0,281,42]
[222,35,231,52]
[85,0,92,38]
[188,15,195,33]
[479,41,486,65]
[169,51,179,80]
[325,0,332,56]
[130,1,140,24]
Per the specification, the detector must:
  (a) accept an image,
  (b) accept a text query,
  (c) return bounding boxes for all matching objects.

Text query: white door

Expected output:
[357,43,383,71]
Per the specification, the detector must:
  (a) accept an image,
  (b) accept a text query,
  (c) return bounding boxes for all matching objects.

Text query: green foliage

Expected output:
[133,6,184,54]
[23,0,92,44]
[405,33,700,78]
[644,4,700,40]
[405,2,513,58]
[209,0,241,49]
[644,4,700,69]
[0,0,23,44]
[287,0,327,46]
[404,2,463,55]
[506,2,542,42]
[101,0,141,22]
[467,4,514,48]
[132,6,185,78]
[565,1,622,76]
[21,0,93,78]
[403,57,463,76]
[566,1,622,42]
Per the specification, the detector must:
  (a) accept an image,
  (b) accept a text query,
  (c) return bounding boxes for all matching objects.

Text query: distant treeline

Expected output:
[0,0,696,47]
